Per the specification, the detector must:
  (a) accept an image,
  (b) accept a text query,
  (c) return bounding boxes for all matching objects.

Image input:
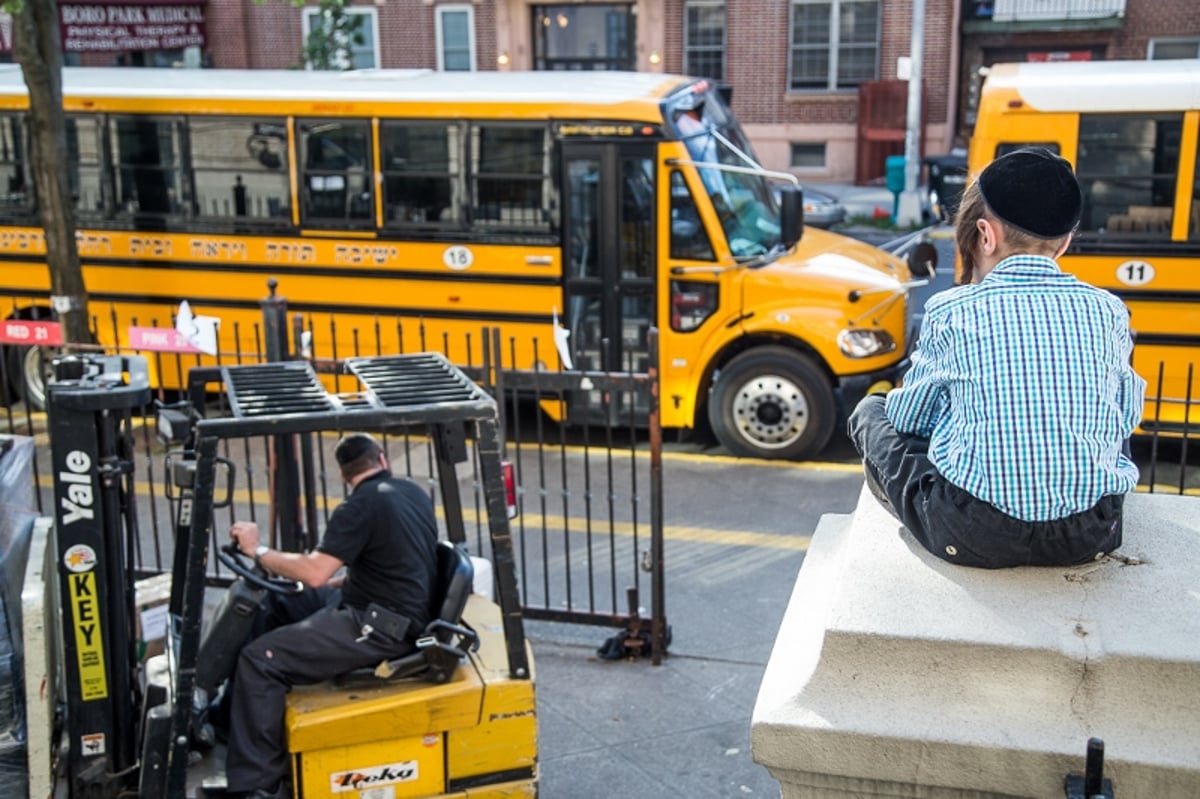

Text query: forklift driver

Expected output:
[224,432,439,799]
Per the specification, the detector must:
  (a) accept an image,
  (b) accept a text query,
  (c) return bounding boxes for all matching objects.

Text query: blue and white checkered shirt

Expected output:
[885,254,1145,522]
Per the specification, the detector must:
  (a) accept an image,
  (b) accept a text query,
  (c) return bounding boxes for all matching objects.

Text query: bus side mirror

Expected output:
[907,241,938,278]
[779,186,803,250]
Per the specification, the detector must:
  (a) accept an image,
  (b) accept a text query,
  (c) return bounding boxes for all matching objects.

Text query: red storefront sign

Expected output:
[0,0,206,54]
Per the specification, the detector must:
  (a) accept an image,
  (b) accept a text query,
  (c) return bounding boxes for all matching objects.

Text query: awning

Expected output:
[1,0,207,54]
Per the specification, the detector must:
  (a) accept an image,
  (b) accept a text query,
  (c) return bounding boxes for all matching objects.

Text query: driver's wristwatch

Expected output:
[254,544,270,570]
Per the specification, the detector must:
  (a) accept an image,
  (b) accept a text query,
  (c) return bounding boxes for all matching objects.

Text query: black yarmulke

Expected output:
[978,148,1082,239]
[335,432,379,466]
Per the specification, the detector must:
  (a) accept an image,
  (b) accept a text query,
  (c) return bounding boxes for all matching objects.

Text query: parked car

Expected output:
[801,187,848,228]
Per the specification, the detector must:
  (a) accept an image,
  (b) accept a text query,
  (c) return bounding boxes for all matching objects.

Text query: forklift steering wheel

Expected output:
[218,544,305,595]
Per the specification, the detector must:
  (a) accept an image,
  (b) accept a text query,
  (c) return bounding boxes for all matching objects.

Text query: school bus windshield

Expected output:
[671,94,782,259]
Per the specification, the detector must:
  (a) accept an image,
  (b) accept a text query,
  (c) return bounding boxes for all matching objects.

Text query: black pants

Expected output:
[848,395,1123,569]
[224,596,416,793]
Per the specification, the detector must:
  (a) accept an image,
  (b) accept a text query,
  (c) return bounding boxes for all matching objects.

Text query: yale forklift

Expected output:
[36,351,536,798]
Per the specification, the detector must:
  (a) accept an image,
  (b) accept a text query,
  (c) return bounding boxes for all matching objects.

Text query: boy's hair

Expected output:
[954,181,1070,285]
[334,433,385,480]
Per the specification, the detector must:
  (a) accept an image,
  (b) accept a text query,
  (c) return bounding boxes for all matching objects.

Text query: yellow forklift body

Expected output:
[285,596,537,799]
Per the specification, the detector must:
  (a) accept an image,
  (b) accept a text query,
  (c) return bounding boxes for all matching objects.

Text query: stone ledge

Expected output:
[751,488,1200,798]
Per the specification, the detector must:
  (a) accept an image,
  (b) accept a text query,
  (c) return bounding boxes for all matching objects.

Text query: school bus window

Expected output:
[1076,114,1181,237]
[620,157,655,278]
[381,121,464,228]
[112,116,186,224]
[188,117,291,225]
[995,142,1059,159]
[1190,126,1200,241]
[299,119,374,227]
[669,170,715,261]
[66,115,106,220]
[471,124,552,231]
[0,114,30,214]
[566,157,600,279]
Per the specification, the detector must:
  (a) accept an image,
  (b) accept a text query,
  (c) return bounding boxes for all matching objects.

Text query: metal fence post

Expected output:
[647,327,666,665]
[260,279,305,551]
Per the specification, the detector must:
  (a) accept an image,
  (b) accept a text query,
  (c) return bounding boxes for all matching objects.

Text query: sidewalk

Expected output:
[532,629,780,798]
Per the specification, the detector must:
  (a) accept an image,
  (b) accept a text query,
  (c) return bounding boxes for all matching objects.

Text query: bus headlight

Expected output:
[837,328,896,358]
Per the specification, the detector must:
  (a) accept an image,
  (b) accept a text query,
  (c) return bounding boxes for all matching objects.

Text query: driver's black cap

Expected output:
[334,432,381,467]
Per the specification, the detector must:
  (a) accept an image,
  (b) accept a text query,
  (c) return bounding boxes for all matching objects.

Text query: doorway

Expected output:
[532,4,635,71]
[562,141,656,375]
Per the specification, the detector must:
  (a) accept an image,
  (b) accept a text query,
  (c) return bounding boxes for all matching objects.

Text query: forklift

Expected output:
[34,351,537,798]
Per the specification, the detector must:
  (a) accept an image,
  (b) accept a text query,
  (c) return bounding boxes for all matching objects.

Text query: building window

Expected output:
[684,1,725,81]
[532,4,636,71]
[301,6,379,70]
[1148,38,1200,60]
[790,142,826,169]
[437,5,476,71]
[789,0,880,91]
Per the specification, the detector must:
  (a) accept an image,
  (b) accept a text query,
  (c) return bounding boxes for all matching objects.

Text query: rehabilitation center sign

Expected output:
[0,0,207,54]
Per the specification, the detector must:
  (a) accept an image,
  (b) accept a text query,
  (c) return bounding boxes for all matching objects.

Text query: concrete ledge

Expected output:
[751,488,1200,798]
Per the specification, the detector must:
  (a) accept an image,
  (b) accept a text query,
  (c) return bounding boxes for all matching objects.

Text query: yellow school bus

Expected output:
[0,67,926,460]
[971,59,1200,434]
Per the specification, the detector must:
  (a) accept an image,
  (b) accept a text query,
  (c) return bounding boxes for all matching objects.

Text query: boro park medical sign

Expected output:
[1,0,206,54]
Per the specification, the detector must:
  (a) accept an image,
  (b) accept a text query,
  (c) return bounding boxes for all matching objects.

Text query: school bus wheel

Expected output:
[708,346,835,461]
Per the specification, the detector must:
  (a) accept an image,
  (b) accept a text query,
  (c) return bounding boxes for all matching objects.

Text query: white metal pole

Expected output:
[896,0,926,226]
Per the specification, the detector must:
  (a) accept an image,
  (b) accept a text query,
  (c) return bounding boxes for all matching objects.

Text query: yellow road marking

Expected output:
[35,474,811,552]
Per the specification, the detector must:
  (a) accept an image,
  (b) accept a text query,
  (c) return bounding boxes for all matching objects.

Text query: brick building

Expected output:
[3,0,1197,182]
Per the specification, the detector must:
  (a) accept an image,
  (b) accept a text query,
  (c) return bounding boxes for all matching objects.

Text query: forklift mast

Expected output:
[46,355,151,798]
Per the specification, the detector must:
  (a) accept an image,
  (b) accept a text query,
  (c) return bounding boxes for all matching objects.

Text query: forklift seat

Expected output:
[369,540,479,685]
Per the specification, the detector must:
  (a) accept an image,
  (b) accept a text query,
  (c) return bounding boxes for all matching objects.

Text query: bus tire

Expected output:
[708,347,835,461]
[5,342,55,412]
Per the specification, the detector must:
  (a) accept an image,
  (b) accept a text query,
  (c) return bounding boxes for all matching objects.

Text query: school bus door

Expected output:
[562,142,657,378]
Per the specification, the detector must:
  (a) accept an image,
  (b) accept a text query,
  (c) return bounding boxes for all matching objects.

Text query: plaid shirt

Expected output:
[885,255,1145,522]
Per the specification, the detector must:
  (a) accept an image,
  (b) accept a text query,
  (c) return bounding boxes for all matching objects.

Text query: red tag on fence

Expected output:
[0,319,63,345]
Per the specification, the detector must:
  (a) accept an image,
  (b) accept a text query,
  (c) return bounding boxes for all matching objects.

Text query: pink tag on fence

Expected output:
[127,326,203,354]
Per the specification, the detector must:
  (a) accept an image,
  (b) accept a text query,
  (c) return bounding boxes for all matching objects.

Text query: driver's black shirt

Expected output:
[316,470,438,628]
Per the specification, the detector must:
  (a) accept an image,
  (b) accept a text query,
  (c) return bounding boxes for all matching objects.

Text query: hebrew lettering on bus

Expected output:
[334,245,399,266]
[190,239,249,261]
[265,242,316,263]
[0,230,46,252]
[75,233,113,256]
[130,236,172,257]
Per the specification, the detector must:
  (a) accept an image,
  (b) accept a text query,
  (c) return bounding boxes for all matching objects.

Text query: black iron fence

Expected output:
[1,282,670,661]
[2,282,1199,663]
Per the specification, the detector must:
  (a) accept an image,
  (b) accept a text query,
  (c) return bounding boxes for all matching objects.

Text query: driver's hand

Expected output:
[230,521,260,557]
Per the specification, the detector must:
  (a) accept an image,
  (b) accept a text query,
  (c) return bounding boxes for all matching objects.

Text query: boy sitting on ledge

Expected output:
[849,148,1145,569]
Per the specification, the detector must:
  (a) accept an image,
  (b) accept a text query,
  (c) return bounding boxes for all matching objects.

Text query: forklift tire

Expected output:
[708,347,835,461]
